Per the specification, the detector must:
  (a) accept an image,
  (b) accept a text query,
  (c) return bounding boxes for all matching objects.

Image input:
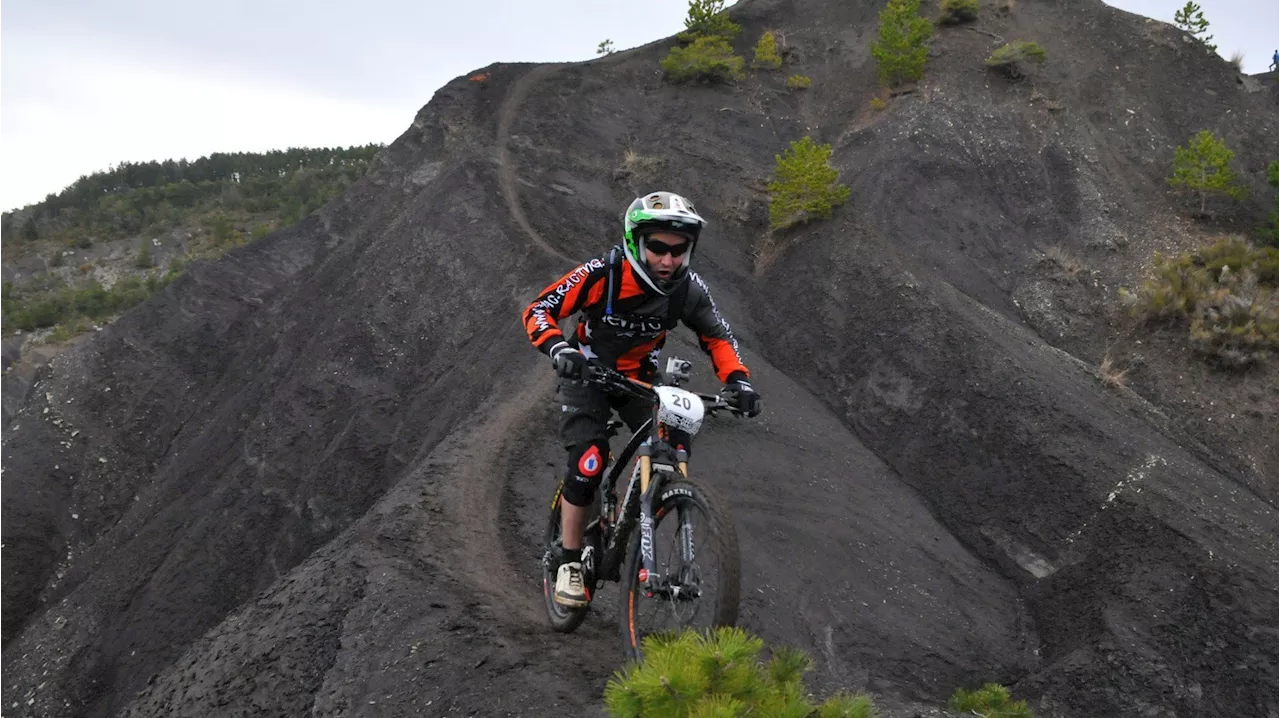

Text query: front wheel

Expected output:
[619,480,740,662]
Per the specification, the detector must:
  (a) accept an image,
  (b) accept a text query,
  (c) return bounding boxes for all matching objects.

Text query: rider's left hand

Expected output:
[722,375,762,417]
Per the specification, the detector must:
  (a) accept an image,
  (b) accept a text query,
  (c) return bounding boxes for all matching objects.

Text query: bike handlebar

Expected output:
[580,364,741,416]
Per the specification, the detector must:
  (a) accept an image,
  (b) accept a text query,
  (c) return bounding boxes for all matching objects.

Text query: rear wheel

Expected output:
[542,482,591,633]
[619,480,740,662]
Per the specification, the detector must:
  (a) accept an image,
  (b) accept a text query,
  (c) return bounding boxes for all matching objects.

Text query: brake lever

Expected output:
[704,393,744,418]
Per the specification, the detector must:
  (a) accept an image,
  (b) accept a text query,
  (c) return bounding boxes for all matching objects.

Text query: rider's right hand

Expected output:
[722,376,762,417]
[552,346,589,380]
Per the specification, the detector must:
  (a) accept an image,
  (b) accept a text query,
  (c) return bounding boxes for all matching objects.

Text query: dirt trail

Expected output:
[496,63,574,266]
[432,372,559,627]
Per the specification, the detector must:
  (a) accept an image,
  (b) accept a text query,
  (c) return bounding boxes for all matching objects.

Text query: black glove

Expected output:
[552,347,588,380]
[722,376,762,417]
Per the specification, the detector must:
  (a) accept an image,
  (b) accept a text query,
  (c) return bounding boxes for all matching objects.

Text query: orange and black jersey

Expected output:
[522,246,749,382]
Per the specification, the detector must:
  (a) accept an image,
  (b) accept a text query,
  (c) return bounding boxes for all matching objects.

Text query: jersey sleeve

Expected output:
[522,254,608,357]
[683,272,749,383]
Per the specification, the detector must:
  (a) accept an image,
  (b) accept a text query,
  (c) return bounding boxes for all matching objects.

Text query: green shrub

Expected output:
[135,240,155,269]
[1167,130,1247,216]
[208,214,239,245]
[785,74,812,89]
[603,627,879,718]
[1265,160,1278,245]
[1132,237,1278,369]
[949,683,1034,718]
[768,137,851,231]
[677,0,740,43]
[871,0,933,86]
[985,41,1046,79]
[752,32,783,69]
[1198,237,1278,283]
[1,269,182,334]
[870,97,887,111]
[44,317,94,344]
[937,0,979,25]
[661,36,745,84]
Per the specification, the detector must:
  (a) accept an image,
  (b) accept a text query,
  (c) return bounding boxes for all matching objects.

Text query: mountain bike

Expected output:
[540,356,742,662]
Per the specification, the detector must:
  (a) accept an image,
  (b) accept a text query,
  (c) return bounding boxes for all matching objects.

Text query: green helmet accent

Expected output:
[621,191,707,294]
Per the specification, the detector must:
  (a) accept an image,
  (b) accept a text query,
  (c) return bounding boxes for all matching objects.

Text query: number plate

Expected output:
[654,386,705,435]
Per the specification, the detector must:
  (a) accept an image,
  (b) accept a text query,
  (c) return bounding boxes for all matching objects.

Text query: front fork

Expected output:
[636,442,690,595]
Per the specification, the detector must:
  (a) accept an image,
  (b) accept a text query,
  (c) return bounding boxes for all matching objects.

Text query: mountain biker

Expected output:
[521,191,763,608]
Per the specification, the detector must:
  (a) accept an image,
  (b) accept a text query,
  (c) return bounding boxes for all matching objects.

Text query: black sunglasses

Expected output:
[644,239,691,257]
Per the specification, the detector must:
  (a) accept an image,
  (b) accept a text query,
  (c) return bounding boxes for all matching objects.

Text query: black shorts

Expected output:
[557,379,651,447]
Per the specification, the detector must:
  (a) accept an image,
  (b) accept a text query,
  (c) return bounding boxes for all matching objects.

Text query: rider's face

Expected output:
[643,232,690,281]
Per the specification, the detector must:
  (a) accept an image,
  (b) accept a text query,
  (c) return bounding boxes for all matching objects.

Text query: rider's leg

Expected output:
[560,440,609,549]
[554,380,612,606]
[561,499,588,551]
[614,392,651,436]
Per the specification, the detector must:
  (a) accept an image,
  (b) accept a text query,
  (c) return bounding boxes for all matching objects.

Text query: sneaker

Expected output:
[554,561,588,607]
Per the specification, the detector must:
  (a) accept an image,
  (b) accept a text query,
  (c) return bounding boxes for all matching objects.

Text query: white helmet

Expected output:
[621,191,707,294]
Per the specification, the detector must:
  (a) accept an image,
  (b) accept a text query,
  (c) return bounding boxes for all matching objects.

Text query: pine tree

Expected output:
[768,137,851,230]
[752,32,783,69]
[678,0,740,43]
[603,627,879,718]
[1174,1,1215,52]
[661,36,745,83]
[949,683,1035,718]
[1167,130,1246,215]
[871,0,933,86]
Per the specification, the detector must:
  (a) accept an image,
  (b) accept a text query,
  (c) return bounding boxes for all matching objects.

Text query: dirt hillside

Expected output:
[2,0,1276,716]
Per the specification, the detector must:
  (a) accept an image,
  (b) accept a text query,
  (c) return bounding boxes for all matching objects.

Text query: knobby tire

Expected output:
[619,480,740,662]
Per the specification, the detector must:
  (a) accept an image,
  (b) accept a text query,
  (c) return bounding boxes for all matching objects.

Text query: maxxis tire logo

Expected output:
[662,487,694,502]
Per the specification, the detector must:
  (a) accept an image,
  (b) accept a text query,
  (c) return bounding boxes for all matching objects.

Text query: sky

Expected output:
[1,0,1276,213]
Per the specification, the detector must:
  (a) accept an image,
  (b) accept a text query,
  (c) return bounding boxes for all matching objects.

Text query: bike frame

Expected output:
[579,366,728,592]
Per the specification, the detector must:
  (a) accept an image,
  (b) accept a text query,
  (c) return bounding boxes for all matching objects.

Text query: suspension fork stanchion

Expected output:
[636,441,659,592]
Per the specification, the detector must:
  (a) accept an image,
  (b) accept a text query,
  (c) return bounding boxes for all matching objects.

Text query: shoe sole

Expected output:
[553,592,589,608]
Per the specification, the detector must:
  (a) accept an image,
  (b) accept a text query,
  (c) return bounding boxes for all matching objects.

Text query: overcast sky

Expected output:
[2,0,1275,213]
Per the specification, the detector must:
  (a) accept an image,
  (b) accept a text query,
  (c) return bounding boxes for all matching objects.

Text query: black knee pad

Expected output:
[561,440,610,507]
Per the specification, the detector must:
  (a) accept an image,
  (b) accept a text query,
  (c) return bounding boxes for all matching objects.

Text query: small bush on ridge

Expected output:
[768,137,851,230]
[937,0,979,25]
[661,36,745,84]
